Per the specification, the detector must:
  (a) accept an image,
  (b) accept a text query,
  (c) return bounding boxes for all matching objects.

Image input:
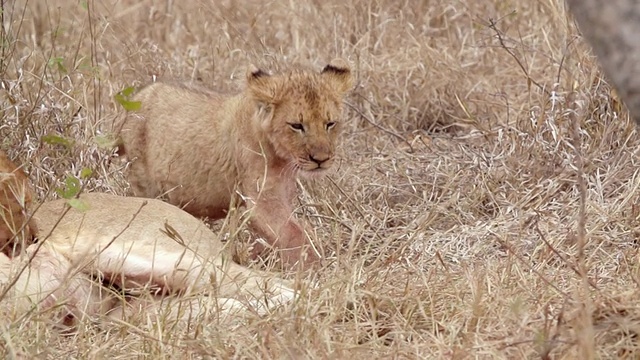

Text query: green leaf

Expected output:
[56,175,81,199]
[77,57,99,76]
[47,56,67,74]
[67,198,89,212]
[52,26,64,38]
[118,99,141,111]
[94,134,117,149]
[119,86,136,97]
[80,168,93,179]
[42,133,74,148]
[114,86,141,111]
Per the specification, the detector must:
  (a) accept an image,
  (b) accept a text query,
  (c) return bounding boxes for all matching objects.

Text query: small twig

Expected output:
[486,15,551,96]
[490,232,569,299]
[345,100,413,152]
[326,176,378,241]
[90,200,147,262]
[556,36,579,86]
[568,89,596,360]
[533,219,599,291]
[0,0,5,72]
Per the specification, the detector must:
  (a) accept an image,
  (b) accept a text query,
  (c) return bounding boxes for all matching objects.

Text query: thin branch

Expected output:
[486,15,551,96]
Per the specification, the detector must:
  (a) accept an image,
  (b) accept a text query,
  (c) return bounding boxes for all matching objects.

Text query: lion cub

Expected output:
[0,150,37,257]
[117,59,353,269]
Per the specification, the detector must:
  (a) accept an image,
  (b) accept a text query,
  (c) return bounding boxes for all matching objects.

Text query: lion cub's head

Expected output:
[246,59,353,176]
[0,151,36,257]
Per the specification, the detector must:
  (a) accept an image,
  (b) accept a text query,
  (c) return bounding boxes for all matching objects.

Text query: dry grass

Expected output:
[1,0,640,358]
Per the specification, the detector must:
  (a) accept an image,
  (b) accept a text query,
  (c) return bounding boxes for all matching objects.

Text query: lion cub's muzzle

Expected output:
[300,151,334,174]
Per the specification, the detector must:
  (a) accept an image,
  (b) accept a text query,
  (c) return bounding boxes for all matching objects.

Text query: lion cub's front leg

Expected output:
[242,180,320,269]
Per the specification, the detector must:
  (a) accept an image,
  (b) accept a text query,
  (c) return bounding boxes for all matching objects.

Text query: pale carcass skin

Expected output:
[0,193,296,327]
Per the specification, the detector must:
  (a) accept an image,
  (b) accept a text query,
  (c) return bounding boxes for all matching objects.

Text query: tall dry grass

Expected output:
[1,0,639,358]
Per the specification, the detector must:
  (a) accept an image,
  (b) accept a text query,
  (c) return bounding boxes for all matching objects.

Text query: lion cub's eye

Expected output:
[288,123,305,132]
[326,122,336,130]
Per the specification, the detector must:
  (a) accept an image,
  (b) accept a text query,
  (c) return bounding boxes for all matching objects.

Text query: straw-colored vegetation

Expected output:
[1,0,639,358]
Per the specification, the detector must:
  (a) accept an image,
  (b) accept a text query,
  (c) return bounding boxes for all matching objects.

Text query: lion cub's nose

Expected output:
[309,153,330,166]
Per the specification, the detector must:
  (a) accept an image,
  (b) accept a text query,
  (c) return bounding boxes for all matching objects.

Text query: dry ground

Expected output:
[1,0,640,358]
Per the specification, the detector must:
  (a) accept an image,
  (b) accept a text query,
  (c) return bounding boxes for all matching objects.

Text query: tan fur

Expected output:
[117,59,353,268]
[0,193,295,327]
[0,247,114,328]
[0,151,37,257]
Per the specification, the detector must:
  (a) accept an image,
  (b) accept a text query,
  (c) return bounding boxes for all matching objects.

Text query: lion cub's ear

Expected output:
[321,58,353,95]
[246,65,281,105]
